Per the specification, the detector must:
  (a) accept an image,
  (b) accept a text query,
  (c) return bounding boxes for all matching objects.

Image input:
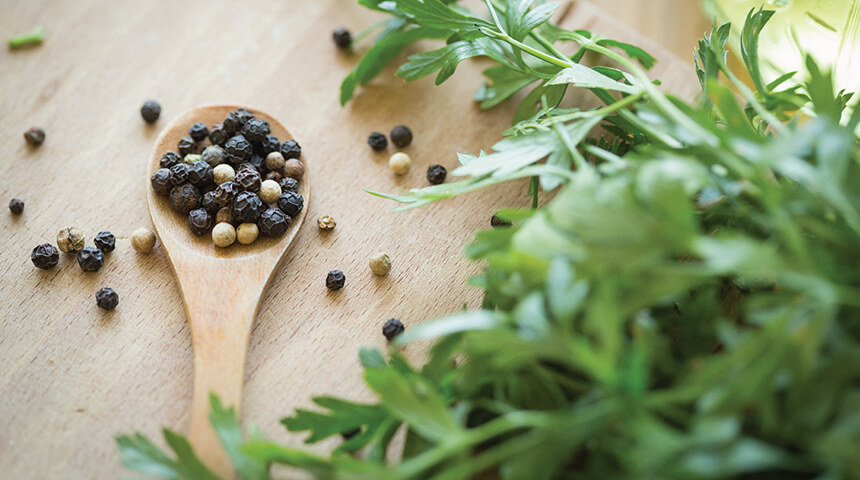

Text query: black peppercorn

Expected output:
[367,132,387,151]
[169,163,189,186]
[214,181,241,207]
[490,215,511,227]
[201,191,219,214]
[280,139,302,159]
[225,135,253,164]
[235,167,262,193]
[96,287,119,310]
[94,231,116,253]
[177,136,197,156]
[209,123,228,145]
[140,100,161,123]
[257,208,290,237]
[390,125,413,148]
[278,177,299,193]
[326,270,346,290]
[9,198,24,215]
[247,155,267,175]
[382,318,405,341]
[241,118,271,144]
[31,243,59,269]
[232,191,264,223]
[189,122,209,142]
[188,161,214,188]
[160,151,182,169]
[24,127,45,146]
[332,27,352,49]
[259,134,282,155]
[150,168,172,196]
[169,183,201,215]
[188,208,213,236]
[77,246,105,272]
[426,164,447,185]
[223,108,255,134]
[277,191,304,217]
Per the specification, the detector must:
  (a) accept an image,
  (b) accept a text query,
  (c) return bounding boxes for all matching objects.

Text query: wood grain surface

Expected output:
[0,1,703,478]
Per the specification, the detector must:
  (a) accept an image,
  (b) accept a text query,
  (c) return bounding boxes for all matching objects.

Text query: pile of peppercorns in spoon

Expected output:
[149,107,305,248]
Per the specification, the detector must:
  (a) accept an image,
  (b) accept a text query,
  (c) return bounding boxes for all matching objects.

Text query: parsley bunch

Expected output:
[118,1,860,479]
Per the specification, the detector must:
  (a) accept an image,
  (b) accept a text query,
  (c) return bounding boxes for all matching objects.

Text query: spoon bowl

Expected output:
[147,105,309,476]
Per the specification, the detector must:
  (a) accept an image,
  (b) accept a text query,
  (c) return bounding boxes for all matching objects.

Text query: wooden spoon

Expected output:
[146,105,309,476]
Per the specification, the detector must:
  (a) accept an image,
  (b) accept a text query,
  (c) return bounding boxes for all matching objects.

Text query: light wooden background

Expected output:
[0,1,706,477]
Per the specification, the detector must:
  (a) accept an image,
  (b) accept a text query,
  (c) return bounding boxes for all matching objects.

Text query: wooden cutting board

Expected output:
[0,1,702,477]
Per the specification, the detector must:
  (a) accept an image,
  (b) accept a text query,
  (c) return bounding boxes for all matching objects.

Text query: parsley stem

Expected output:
[8,26,44,49]
[480,27,574,70]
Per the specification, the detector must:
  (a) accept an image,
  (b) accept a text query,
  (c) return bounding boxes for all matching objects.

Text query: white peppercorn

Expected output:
[131,228,157,252]
[236,223,259,245]
[212,222,236,247]
[213,164,236,185]
[369,252,392,276]
[57,227,85,253]
[265,151,285,172]
[389,152,411,175]
[259,179,282,204]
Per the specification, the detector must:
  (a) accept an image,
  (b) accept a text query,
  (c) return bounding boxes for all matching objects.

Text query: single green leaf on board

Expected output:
[548,63,641,94]
[396,37,508,84]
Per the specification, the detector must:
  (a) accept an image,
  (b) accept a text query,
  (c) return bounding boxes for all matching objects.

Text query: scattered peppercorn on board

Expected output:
[0,0,702,477]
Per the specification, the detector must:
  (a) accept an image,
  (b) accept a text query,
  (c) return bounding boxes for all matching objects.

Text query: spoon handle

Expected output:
[176,261,268,478]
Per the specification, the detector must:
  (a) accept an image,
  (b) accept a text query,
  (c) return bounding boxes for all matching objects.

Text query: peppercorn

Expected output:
[9,198,24,215]
[94,231,116,253]
[160,151,182,169]
[318,215,336,231]
[332,28,351,49]
[188,161,214,188]
[213,164,236,185]
[241,118,271,144]
[57,227,85,253]
[259,179,282,204]
[188,208,213,236]
[278,177,299,193]
[237,222,259,245]
[214,181,241,207]
[169,183,201,215]
[131,228,156,252]
[265,171,282,182]
[212,222,236,247]
[382,318,405,341]
[222,108,255,134]
[225,135,253,164]
[280,139,302,159]
[390,125,413,148]
[389,152,411,175]
[277,192,304,217]
[490,215,511,228]
[259,134,282,155]
[177,136,196,156]
[246,155,266,175]
[367,132,387,151]
[76,246,104,272]
[257,208,290,237]
[426,164,447,185]
[140,100,161,123]
[283,159,304,180]
[169,163,189,186]
[31,243,59,269]
[232,191,264,223]
[326,270,346,290]
[202,145,226,167]
[209,123,228,145]
[216,207,233,225]
[235,167,262,193]
[369,252,391,276]
[96,287,119,310]
[189,122,209,142]
[183,153,202,165]
[265,151,285,172]
[24,126,46,147]
[201,191,219,214]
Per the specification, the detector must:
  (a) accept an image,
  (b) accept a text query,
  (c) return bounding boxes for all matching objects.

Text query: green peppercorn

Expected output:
[94,231,116,253]
[183,153,202,165]
[9,198,24,215]
[77,246,104,272]
[426,164,447,185]
[332,27,351,49]
[24,126,45,146]
[202,145,226,167]
[96,287,119,310]
[390,125,413,148]
[382,318,405,341]
[31,243,59,269]
[189,122,209,142]
[326,270,346,290]
[140,100,161,123]
[367,132,387,151]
